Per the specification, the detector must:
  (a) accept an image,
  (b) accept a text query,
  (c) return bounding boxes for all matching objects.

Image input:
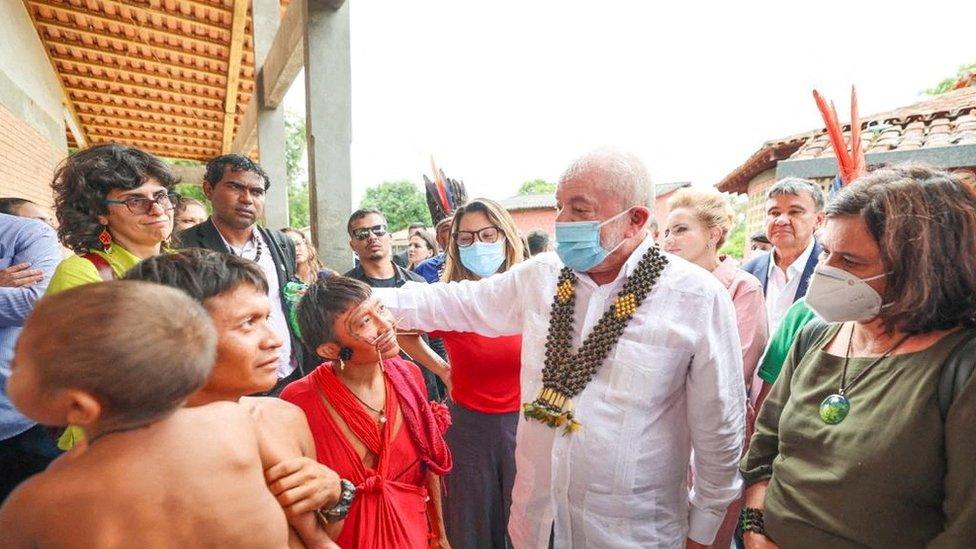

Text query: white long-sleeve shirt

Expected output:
[377,234,745,548]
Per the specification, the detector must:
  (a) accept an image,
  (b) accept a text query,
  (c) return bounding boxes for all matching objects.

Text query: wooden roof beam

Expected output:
[221,0,250,153]
[30,1,245,56]
[55,58,227,95]
[34,20,237,68]
[73,100,223,130]
[77,114,221,139]
[47,42,230,85]
[67,88,225,120]
[261,0,305,109]
[62,77,224,109]
[95,0,236,37]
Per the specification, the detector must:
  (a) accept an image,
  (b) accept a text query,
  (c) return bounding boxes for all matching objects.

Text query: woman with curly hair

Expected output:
[47,143,179,293]
[45,143,178,450]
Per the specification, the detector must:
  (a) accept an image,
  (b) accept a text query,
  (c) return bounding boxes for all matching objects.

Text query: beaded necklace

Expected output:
[522,246,668,434]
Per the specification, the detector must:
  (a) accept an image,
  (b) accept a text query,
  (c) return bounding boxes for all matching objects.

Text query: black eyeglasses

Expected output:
[104,192,179,215]
[455,225,500,247]
[351,224,389,241]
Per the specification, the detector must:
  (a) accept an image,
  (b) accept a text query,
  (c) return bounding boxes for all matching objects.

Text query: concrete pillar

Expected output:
[304,0,352,272]
[253,0,290,230]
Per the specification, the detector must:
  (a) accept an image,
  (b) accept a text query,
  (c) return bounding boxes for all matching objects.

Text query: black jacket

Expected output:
[177,218,304,371]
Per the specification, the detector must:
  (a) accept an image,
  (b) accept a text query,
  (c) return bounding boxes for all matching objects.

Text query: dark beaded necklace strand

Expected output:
[523,246,668,434]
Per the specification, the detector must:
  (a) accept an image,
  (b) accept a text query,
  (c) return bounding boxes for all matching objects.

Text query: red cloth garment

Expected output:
[281,356,452,549]
[429,331,522,413]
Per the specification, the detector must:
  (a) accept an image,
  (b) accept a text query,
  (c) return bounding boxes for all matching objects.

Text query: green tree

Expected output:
[174,183,209,211]
[718,193,749,260]
[359,180,432,232]
[925,61,976,95]
[285,112,310,228]
[517,179,556,195]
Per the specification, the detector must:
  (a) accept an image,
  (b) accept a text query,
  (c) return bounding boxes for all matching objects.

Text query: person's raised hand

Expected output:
[0,263,43,288]
[265,457,342,517]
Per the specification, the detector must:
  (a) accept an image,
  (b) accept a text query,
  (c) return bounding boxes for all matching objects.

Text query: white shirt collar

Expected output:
[767,237,816,279]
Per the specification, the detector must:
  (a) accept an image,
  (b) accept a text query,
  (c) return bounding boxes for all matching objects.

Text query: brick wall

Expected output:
[0,102,63,207]
[509,208,556,238]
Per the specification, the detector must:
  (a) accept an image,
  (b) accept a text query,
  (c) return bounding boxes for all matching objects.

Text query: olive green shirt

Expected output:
[46,245,142,295]
[742,324,976,548]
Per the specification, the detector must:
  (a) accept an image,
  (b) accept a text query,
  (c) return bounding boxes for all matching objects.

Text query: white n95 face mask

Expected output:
[805,265,890,323]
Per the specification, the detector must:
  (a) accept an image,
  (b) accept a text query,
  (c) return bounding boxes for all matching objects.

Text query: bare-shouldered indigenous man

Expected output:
[124,249,346,549]
[0,281,289,548]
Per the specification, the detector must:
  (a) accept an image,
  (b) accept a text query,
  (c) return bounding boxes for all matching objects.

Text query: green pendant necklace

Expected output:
[819,325,911,425]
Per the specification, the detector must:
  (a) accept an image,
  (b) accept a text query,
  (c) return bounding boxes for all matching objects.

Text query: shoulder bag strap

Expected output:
[82,253,115,281]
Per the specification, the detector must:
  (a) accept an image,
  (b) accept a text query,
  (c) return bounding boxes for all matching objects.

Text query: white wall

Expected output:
[0,0,67,149]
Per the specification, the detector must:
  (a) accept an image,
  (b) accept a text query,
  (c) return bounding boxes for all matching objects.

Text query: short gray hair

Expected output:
[766,177,825,211]
[559,149,653,208]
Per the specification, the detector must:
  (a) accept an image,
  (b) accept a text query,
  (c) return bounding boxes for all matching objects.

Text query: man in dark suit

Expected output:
[741,177,825,332]
[178,154,302,394]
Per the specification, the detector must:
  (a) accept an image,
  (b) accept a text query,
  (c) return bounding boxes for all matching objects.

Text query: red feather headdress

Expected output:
[812,86,866,186]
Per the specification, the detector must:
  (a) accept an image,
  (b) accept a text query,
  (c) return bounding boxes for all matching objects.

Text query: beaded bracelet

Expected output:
[740,507,766,535]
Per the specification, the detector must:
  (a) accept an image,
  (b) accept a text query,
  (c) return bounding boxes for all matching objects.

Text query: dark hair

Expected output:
[123,248,269,303]
[526,229,550,255]
[52,144,179,253]
[826,163,976,333]
[0,197,35,215]
[297,276,371,353]
[750,231,770,244]
[24,281,215,429]
[347,208,386,235]
[203,154,271,190]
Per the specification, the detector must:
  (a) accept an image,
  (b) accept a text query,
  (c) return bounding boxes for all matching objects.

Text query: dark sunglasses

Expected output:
[351,224,389,240]
[104,192,179,215]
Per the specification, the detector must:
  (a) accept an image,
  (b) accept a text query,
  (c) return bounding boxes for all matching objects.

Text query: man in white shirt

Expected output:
[741,178,825,332]
[378,149,745,548]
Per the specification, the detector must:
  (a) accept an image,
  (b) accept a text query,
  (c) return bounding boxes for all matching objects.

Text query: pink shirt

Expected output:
[712,255,769,403]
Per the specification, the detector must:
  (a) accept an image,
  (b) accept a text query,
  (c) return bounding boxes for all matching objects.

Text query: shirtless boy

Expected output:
[0,281,289,548]
[124,249,347,548]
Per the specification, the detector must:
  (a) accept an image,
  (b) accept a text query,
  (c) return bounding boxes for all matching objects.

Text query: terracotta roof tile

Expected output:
[718,86,976,192]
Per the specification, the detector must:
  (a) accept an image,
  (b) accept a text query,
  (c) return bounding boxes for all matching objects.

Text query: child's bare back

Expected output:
[1,403,288,548]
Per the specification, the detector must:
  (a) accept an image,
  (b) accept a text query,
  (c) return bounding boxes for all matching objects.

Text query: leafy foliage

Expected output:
[925,62,976,96]
[517,179,556,195]
[359,180,432,232]
[285,111,310,228]
[718,193,749,260]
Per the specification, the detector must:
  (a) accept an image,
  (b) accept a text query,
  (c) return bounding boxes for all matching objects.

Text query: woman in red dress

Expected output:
[282,276,452,549]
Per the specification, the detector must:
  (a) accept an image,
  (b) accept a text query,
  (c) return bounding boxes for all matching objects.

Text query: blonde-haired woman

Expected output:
[281,227,336,284]
[664,187,768,549]
[402,198,524,548]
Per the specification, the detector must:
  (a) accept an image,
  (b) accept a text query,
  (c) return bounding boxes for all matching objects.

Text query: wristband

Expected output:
[741,507,766,536]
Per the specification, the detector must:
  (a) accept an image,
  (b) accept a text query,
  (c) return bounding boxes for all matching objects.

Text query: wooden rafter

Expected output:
[56,58,228,95]
[47,42,229,86]
[221,0,250,153]
[30,1,242,55]
[25,0,262,161]
[73,101,223,131]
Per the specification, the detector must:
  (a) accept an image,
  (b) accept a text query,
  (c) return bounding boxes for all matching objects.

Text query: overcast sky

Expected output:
[283,0,975,205]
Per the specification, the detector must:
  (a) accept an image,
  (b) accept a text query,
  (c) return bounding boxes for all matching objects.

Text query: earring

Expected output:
[336,358,345,372]
[98,226,113,252]
[339,347,353,360]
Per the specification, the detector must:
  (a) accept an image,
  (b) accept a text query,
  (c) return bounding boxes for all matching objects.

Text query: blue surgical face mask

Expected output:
[459,241,506,278]
[555,208,632,272]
